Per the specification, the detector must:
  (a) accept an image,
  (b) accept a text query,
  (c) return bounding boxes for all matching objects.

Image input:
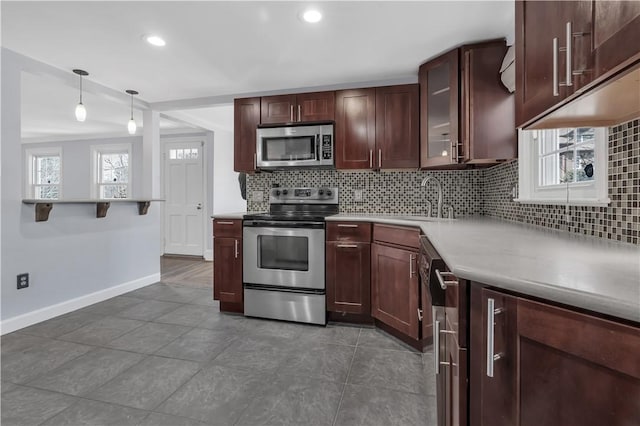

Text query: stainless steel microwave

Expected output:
[256,124,334,169]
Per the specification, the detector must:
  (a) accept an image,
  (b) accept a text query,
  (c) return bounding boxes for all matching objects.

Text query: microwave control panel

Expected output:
[322,135,332,160]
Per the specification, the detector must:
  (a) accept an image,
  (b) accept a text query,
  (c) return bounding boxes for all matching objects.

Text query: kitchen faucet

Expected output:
[421,176,444,218]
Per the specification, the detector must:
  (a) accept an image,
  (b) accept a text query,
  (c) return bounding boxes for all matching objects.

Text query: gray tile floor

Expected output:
[2,281,436,426]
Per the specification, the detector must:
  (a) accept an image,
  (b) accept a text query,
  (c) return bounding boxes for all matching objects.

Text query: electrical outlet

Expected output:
[17,273,29,289]
[354,189,364,202]
[251,191,263,202]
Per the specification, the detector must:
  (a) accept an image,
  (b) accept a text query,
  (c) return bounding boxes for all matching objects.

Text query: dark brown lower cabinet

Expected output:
[371,243,419,339]
[469,286,518,426]
[326,241,371,315]
[444,331,467,426]
[470,284,640,426]
[213,218,243,313]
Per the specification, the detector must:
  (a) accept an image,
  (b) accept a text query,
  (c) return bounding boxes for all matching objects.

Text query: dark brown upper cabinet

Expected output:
[335,84,419,170]
[234,97,260,173]
[260,91,335,124]
[375,84,420,169]
[516,0,640,128]
[420,49,461,169]
[420,40,516,169]
[591,1,640,80]
[335,89,376,169]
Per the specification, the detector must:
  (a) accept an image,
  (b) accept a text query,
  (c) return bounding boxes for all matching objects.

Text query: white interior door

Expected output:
[164,141,204,256]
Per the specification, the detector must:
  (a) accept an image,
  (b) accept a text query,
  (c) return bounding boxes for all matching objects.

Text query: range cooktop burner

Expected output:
[243,186,339,222]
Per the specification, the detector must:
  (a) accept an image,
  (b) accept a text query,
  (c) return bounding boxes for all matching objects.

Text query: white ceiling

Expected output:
[2,1,515,138]
[20,72,187,142]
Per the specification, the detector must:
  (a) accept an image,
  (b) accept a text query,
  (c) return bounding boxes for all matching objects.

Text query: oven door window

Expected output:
[257,235,309,271]
[262,136,316,162]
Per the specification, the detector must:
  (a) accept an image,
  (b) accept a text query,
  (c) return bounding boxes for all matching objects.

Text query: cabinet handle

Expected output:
[433,318,451,374]
[409,254,416,278]
[290,105,294,122]
[234,239,239,258]
[565,22,573,87]
[337,223,358,228]
[337,244,358,248]
[435,269,458,290]
[486,297,504,378]
[369,150,373,168]
[434,317,441,375]
[417,308,423,321]
[297,105,301,122]
[253,152,257,170]
[552,37,560,96]
[217,221,234,225]
[378,149,382,168]
[451,140,459,163]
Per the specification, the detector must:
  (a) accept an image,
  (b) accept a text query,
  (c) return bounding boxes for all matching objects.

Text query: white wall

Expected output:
[213,128,246,215]
[24,136,144,199]
[1,49,161,333]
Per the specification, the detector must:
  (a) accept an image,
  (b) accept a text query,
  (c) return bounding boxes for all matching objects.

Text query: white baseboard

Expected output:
[0,273,161,335]
[204,249,213,262]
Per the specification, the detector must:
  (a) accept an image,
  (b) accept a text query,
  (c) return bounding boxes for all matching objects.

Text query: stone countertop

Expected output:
[328,214,640,323]
[211,212,254,220]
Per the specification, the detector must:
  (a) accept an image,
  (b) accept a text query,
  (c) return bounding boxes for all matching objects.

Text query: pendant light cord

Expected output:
[130,93,134,120]
[79,75,83,104]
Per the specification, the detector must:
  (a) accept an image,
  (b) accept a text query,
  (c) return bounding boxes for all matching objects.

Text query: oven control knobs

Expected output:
[282,189,288,196]
[274,190,281,196]
[326,190,332,196]
[318,189,324,195]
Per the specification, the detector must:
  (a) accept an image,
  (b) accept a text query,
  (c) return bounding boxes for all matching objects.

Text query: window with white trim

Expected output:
[25,147,62,199]
[517,127,609,206]
[91,144,131,199]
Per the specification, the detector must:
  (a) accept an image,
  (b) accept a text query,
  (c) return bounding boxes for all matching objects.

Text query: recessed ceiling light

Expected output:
[302,10,322,23]
[145,35,166,47]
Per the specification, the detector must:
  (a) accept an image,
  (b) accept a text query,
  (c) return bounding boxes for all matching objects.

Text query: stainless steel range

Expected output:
[243,187,338,325]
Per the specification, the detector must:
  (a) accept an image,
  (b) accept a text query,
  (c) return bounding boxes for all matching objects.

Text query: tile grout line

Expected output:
[331,327,362,426]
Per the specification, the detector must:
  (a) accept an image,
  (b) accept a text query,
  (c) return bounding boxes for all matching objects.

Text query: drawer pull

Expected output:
[337,244,358,248]
[337,224,358,228]
[409,254,416,278]
[234,239,239,258]
[435,269,458,290]
[216,221,234,225]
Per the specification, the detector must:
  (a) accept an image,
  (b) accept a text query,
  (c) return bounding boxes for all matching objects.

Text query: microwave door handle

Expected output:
[316,135,320,161]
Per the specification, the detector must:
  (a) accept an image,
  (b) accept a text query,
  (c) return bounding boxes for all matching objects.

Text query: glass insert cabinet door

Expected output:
[420,49,460,168]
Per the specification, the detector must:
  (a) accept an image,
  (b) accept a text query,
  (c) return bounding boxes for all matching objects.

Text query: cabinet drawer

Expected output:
[373,224,420,249]
[326,222,372,242]
[213,219,242,238]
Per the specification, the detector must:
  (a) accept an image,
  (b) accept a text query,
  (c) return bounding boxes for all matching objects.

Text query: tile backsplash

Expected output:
[247,169,484,217]
[483,118,639,245]
[246,117,639,245]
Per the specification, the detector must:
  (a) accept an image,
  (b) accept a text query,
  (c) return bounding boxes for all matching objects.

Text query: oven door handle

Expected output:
[243,221,325,229]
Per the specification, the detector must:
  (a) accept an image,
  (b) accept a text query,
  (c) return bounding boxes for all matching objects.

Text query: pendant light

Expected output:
[125,90,138,134]
[73,69,89,122]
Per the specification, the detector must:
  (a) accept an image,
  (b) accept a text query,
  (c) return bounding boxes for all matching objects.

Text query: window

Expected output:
[25,147,62,199]
[91,144,131,199]
[169,148,199,160]
[517,127,609,205]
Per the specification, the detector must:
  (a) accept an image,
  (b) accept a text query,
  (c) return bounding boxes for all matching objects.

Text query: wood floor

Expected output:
[161,256,213,289]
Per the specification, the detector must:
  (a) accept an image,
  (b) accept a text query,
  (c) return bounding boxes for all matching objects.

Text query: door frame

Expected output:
[160,135,210,259]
